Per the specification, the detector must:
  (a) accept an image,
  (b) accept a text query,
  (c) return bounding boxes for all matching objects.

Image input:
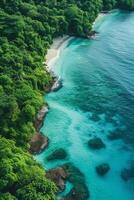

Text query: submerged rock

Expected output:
[121,167,134,181]
[64,186,89,200]
[107,130,124,140]
[90,113,100,122]
[63,163,90,200]
[46,163,89,199]
[46,167,67,191]
[29,133,48,154]
[46,148,67,161]
[88,30,99,39]
[96,163,110,176]
[88,137,106,149]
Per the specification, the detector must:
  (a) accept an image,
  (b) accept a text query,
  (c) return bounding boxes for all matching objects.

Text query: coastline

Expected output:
[30,35,74,154]
[31,11,109,195]
[45,35,74,74]
[30,12,107,154]
[45,12,107,76]
[93,13,107,27]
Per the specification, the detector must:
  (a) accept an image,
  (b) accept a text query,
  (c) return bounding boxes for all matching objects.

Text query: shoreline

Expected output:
[45,35,74,92]
[30,12,107,154]
[30,35,74,154]
[93,12,107,27]
[44,12,107,76]
[45,35,74,74]
[30,11,109,194]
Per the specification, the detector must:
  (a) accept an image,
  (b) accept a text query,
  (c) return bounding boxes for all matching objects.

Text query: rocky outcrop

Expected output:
[88,30,99,39]
[46,163,90,200]
[63,163,90,200]
[51,77,62,92]
[46,167,67,191]
[30,106,49,154]
[46,148,67,161]
[88,137,106,149]
[35,106,48,130]
[64,186,89,200]
[29,133,48,154]
[96,163,110,176]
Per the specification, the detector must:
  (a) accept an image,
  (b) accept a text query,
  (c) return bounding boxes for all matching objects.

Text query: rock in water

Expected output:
[88,30,99,39]
[88,137,106,149]
[46,148,67,161]
[35,106,48,130]
[29,133,48,154]
[51,77,62,92]
[121,167,134,181]
[96,163,110,176]
[107,130,124,140]
[64,187,89,200]
[46,163,90,199]
[63,163,90,200]
[46,167,67,191]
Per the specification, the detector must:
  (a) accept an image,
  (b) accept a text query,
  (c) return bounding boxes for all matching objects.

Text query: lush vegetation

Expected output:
[0,0,133,199]
[0,137,57,200]
[102,0,134,11]
[117,0,134,10]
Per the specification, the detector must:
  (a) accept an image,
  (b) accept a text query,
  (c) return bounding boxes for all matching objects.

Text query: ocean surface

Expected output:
[35,10,134,200]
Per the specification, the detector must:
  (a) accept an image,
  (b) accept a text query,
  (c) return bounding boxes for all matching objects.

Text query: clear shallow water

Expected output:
[35,10,134,200]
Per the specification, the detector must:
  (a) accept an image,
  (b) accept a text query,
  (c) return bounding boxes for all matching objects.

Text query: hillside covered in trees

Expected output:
[0,0,133,199]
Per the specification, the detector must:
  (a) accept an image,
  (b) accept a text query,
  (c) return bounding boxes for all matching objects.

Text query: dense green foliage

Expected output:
[117,0,134,10]
[0,0,133,199]
[102,0,134,10]
[102,0,117,10]
[0,137,57,200]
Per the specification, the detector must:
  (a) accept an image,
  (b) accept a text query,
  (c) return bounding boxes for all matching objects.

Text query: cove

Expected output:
[35,10,134,200]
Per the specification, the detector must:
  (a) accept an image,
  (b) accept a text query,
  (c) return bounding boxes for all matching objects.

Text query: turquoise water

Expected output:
[35,10,134,200]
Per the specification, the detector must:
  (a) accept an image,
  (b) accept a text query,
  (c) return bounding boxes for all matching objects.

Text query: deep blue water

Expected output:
[35,10,134,200]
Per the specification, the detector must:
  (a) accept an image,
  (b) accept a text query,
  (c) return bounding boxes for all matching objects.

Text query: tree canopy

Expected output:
[0,137,57,200]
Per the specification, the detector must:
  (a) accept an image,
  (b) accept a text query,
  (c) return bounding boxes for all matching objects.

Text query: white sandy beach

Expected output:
[93,13,106,26]
[45,35,74,73]
[45,13,106,73]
